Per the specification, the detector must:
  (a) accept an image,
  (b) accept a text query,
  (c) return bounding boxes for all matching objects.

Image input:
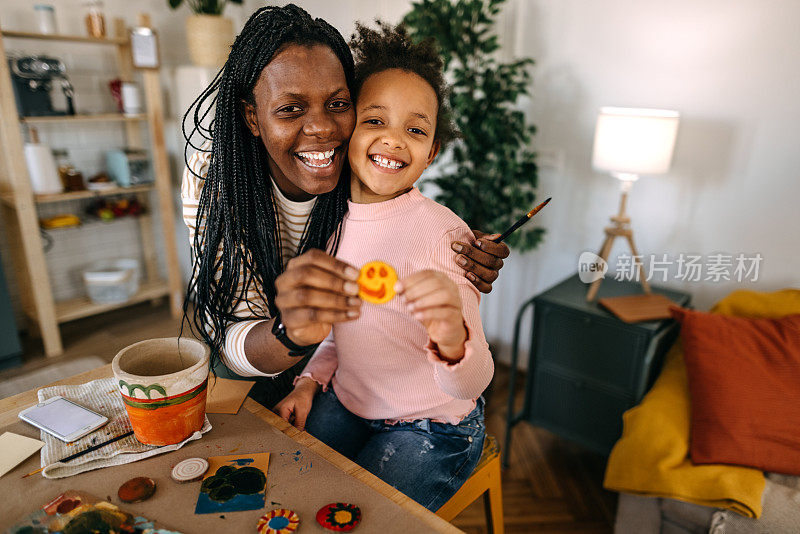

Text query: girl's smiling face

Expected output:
[348,69,440,203]
[243,44,355,201]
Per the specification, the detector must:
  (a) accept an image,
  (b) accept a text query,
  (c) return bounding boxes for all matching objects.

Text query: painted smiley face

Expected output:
[357,261,397,304]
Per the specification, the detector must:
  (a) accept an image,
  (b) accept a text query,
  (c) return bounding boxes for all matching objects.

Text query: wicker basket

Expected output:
[185,14,234,68]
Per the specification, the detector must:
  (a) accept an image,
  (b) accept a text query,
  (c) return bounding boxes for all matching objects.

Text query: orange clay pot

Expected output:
[112,337,209,445]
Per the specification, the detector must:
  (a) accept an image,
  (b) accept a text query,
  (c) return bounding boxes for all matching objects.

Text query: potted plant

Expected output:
[168,0,243,67]
[404,0,544,251]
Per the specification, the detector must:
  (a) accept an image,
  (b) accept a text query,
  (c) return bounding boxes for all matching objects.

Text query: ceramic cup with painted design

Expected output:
[112,337,209,446]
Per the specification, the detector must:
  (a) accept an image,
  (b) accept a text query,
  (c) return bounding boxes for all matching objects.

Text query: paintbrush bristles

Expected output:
[493,197,552,244]
[526,197,552,218]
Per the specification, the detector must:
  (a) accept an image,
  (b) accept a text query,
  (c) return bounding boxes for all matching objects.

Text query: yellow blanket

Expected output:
[603,288,800,518]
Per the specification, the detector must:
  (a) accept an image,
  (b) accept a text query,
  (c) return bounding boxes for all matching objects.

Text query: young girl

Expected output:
[275,23,494,511]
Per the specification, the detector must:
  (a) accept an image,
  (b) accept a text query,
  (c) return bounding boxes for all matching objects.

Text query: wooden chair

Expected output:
[436,434,504,534]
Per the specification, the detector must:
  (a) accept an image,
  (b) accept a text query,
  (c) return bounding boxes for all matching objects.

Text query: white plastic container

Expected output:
[34,5,58,35]
[82,259,140,304]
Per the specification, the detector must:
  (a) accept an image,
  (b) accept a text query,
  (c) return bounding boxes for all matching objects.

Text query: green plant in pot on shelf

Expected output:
[404,0,544,251]
[168,0,243,68]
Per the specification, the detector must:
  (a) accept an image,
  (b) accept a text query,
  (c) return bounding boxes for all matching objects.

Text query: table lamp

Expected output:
[586,107,680,301]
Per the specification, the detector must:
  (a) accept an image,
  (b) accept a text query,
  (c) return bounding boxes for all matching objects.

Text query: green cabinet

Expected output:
[503,274,691,461]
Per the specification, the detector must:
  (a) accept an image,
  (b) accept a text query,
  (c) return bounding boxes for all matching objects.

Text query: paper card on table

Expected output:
[0,431,44,478]
[194,452,270,514]
[206,377,255,414]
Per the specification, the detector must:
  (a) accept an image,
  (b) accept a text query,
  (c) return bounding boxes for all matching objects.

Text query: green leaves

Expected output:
[168,0,241,15]
[404,0,544,251]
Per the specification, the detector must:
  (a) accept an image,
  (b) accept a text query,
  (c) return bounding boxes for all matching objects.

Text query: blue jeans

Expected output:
[305,388,486,511]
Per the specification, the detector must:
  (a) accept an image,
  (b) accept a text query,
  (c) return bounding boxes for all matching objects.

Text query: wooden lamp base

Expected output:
[586,180,651,301]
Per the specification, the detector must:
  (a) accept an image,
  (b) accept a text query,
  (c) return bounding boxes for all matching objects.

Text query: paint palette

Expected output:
[7,490,181,534]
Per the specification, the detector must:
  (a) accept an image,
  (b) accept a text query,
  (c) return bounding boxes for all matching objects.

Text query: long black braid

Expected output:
[181,5,353,371]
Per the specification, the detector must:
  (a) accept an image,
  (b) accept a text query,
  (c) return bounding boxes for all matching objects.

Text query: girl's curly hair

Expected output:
[350,21,456,147]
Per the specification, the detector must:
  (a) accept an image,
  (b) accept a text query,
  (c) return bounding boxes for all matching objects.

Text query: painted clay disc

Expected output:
[316,502,362,532]
[257,509,300,534]
[117,476,156,503]
[171,457,209,482]
[358,261,397,304]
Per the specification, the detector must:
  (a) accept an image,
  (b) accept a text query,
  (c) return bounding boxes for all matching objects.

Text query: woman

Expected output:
[182,4,508,409]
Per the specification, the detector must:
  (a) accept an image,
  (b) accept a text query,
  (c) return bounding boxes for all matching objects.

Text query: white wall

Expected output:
[478,0,800,366]
[2,1,798,367]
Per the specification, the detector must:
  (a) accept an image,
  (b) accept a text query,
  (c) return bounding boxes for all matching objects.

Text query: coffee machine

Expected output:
[9,56,75,116]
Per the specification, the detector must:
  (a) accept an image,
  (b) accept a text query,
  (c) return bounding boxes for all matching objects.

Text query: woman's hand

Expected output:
[451,230,510,294]
[274,377,319,430]
[274,249,362,346]
[397,270,467,363]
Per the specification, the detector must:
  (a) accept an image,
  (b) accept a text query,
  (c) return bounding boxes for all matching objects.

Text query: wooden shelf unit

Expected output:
[0,16,183,357]
[0,30,126,46]
[34,184,153,204]
[20,113,146,124]
[55,279,171,323]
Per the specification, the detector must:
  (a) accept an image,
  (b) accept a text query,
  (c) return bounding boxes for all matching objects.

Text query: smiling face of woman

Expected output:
[242,44,355,201]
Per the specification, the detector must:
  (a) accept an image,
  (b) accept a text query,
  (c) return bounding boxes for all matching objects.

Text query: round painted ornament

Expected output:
[171,457,209,482]
[316,502,362,531]
[358,261,397,304]
[117,476,156,503]
[257,509,300,534]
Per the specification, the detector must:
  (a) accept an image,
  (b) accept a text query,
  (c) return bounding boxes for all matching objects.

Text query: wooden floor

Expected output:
[2,301,617,533]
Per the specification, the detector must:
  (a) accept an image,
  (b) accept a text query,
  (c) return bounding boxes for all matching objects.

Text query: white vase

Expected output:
[185,14,234,68]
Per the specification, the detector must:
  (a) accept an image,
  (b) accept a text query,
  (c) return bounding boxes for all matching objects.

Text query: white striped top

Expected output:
[181,143,316,377]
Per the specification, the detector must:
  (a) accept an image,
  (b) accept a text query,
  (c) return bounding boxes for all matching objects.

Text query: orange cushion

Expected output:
[670,307,800,475]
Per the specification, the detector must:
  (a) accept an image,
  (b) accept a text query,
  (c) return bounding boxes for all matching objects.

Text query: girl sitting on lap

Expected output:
[275,22,494,512]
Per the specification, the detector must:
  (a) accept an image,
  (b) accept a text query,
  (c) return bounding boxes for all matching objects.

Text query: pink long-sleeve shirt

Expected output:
[299,187,494,424]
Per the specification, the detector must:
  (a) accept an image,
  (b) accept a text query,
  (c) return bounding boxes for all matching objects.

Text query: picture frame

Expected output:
[130,27,159,69]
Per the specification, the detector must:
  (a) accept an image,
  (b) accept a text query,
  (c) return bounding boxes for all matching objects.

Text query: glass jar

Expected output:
[84,1,106,38]
[52,149,84,191]
[34,4,58,35]
[53,149,72,184]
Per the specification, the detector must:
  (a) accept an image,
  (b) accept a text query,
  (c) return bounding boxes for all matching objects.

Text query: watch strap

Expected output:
[271,313,320,357]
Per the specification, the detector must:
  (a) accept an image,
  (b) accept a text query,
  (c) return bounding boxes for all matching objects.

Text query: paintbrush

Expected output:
[22,430,135,478]
[492,197,552,243]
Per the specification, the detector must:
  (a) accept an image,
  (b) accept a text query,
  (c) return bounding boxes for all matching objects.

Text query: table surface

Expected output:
[0,364,462,534]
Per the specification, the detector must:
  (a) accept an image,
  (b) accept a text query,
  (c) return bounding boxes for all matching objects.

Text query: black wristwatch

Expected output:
[271,313,320,357]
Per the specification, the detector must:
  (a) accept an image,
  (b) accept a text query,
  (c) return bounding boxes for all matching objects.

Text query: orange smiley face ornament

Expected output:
[358,261,397,304]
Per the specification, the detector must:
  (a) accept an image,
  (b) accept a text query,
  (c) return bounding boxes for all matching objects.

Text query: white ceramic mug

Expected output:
[121,82,142,115]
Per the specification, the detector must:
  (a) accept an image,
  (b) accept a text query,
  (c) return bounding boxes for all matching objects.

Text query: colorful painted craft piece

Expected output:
[194,453,270,514]
[118,476,157,503]
[7,490,182,534]
[172,457,209,482]
[358,261,397,304]
[257,509,300,534]
[316,502,362,531]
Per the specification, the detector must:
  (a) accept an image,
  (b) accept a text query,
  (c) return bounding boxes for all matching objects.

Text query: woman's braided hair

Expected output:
[182,4,354,366]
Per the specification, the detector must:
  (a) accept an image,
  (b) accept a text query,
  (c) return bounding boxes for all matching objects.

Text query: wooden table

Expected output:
[0,364,462,533]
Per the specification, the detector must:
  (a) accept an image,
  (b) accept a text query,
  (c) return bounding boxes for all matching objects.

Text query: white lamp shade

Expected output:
[592,107,680,176]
